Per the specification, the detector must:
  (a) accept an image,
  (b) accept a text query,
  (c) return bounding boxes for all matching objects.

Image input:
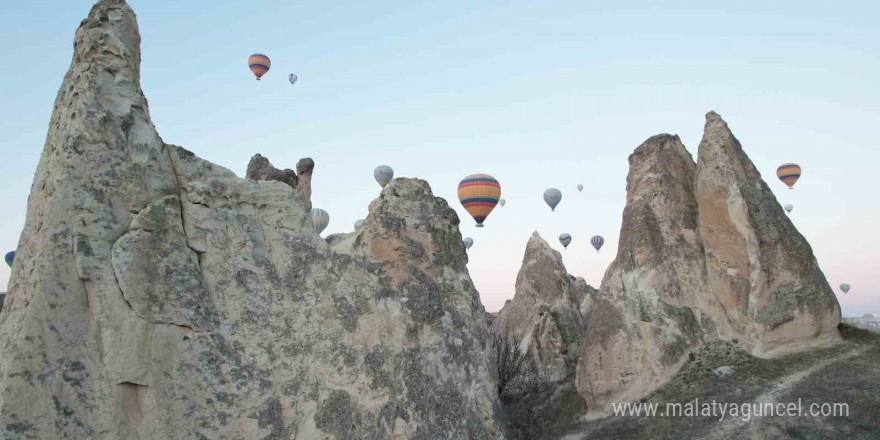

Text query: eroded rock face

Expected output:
[493,232,594,383]
[0,1,503,438]
[575,134,718,410]
[246,153,298,189]
[695,111,840,356]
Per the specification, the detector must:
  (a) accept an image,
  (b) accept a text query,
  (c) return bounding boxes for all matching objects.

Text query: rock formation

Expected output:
[497,115,841,415]
[695,112,841,356]
[493,232,595,384]
[246,153,299,188]
[0,1,503,438]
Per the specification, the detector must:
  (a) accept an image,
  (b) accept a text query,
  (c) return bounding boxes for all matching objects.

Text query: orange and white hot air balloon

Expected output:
[248,54,271,80]
[457,174,501,227]
[776,163,801,189]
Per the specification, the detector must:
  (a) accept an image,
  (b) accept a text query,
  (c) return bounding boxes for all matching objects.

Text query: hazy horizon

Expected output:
[1,0,877,316]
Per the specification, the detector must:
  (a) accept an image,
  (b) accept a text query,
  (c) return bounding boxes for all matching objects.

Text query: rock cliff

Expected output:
[0,1,503,439]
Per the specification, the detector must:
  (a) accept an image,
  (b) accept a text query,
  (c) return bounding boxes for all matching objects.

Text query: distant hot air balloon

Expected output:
[840,283,851,294]
[559,233,572,249]
[458,174,501,228]
[311,208,330,234]
[784,204,793,213]
[590,235,605,252]
[577,184,584,192]
[288,73,298,85]
[4,251,13,268]
[463,237,474,250]
[354,219,365,230]
[248,54,271,80]
[543,188,562,211]
[776,163,801,189]
[499,199,506,207]
[374,165,394,188]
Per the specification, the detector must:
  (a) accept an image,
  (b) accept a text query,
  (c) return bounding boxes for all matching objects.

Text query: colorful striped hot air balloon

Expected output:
[776,163,801,189]
[590,235,605,252]
[248,54,271,80]
[311,208,330,234]
[458,174,501,228]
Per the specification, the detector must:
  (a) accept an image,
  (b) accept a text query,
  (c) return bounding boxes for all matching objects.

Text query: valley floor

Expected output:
[556,325,880,440]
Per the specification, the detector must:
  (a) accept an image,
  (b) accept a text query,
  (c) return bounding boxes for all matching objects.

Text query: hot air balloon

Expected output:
[248,54,271,80]
[577,184,584,192]
[463,237,474,250]
[4,251,13,268]
[289,73,298,85]
[840,283,851,294]
[559,233,572,249]
[544,188,562,211]
[374,165,394,188]
[776,163,801,189]
[354,219,365,229]
[311,208,330,234]
[499,199,506,207]
[784,204,793,213]
[590,235,604,252]
[458,174,501,227]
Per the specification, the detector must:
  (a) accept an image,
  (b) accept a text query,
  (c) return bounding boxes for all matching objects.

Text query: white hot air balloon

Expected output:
[543,188,562,211]
[311,208,330,234]
[499,198,506,207]
[577,184,584,192]
[784,204,793,213]
[840,283,851,294]
[374,165,394,188]
[559,233,572,249]
[289,73,298,85]
[354,219,365,229]
[463,237,474,250]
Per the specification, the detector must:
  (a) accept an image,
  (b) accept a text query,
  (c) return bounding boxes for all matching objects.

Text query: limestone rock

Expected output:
[0,1,504,439]
[296,157,315,210]
[695,111,840,356]
[0,293,4,312]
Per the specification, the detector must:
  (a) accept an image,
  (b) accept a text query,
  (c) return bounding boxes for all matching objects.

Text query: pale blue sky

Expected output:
[1,0,878,315]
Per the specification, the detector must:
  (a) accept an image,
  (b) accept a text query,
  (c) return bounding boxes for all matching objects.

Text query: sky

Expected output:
[1,0,878,316]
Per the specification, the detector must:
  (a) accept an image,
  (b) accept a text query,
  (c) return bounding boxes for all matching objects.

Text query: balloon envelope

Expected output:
[4,251,13,268]
[374,165,394,188]
[354,219,365,229]
[463,237,474,250]
[590,235,605,252]
[248,54,271,80]
[840,283,851,294]
[784,204,793,213]
[499,199,506,207]
[289,73,298,85]
[458,174,501,227]
[776,163,801,189]
[311,208,330,234]
[577,184,583,192]
[544,188,562,211]
[559,233,572,249]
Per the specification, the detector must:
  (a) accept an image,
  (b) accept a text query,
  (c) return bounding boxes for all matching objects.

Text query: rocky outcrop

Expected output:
[695,112,841,356]
[575,134,721,410]
[498,114,841,416]
[246,153,299,188]
[493,232,595,383]
[0,293,4,312]
[0,1,503,439]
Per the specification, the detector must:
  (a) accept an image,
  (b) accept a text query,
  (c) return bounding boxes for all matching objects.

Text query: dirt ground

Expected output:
[555,324,880,440]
